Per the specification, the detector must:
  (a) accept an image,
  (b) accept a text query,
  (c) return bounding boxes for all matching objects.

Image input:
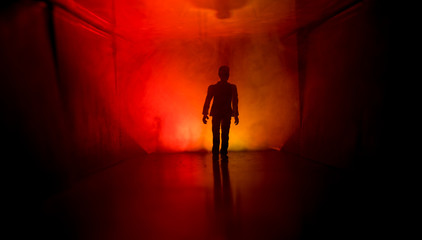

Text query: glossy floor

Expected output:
[44,151,365,239]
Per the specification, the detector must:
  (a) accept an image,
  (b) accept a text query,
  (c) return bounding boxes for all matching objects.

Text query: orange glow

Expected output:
[111,0,300,153]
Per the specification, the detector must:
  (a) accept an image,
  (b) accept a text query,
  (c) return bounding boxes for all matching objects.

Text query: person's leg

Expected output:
[220,115,231,156]
[212,116,221,155]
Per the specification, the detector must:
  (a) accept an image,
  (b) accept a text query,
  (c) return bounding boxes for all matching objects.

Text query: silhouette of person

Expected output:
[202,65,239,157]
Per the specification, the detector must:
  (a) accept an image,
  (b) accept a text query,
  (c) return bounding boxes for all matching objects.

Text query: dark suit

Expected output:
[203,81,239,154]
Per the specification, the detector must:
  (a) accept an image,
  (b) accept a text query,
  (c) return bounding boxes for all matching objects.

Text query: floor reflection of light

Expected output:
[212,158,237,238]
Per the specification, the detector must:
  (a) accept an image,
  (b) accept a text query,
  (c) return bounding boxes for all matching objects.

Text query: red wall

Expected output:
[54,6,122,177]
[1,2,70,188]
[1,1,145,192]
[284,0,391,168]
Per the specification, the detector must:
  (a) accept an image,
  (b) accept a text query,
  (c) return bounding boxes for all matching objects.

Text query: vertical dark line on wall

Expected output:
[45,2,58,82]
[44,1,68,109]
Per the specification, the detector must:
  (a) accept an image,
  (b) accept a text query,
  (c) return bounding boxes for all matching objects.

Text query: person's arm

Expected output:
[202,86,213,124]
[232,85,239,125]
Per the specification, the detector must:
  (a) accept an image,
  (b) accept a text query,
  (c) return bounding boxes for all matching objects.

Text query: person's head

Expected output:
[218,65,230,81]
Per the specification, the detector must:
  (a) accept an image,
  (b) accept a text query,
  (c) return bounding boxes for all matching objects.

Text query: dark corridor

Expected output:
[1,0,402,239]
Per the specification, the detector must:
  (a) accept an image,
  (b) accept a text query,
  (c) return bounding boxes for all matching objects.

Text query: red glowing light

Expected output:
[54,0,300,153]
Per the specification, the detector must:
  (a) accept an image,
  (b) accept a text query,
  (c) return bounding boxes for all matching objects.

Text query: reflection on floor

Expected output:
[44,151,367,239]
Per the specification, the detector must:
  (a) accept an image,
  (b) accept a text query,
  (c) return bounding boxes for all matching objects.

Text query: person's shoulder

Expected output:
[211,81,223,87]
[229,83,237,88]
[208,83,217,90]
